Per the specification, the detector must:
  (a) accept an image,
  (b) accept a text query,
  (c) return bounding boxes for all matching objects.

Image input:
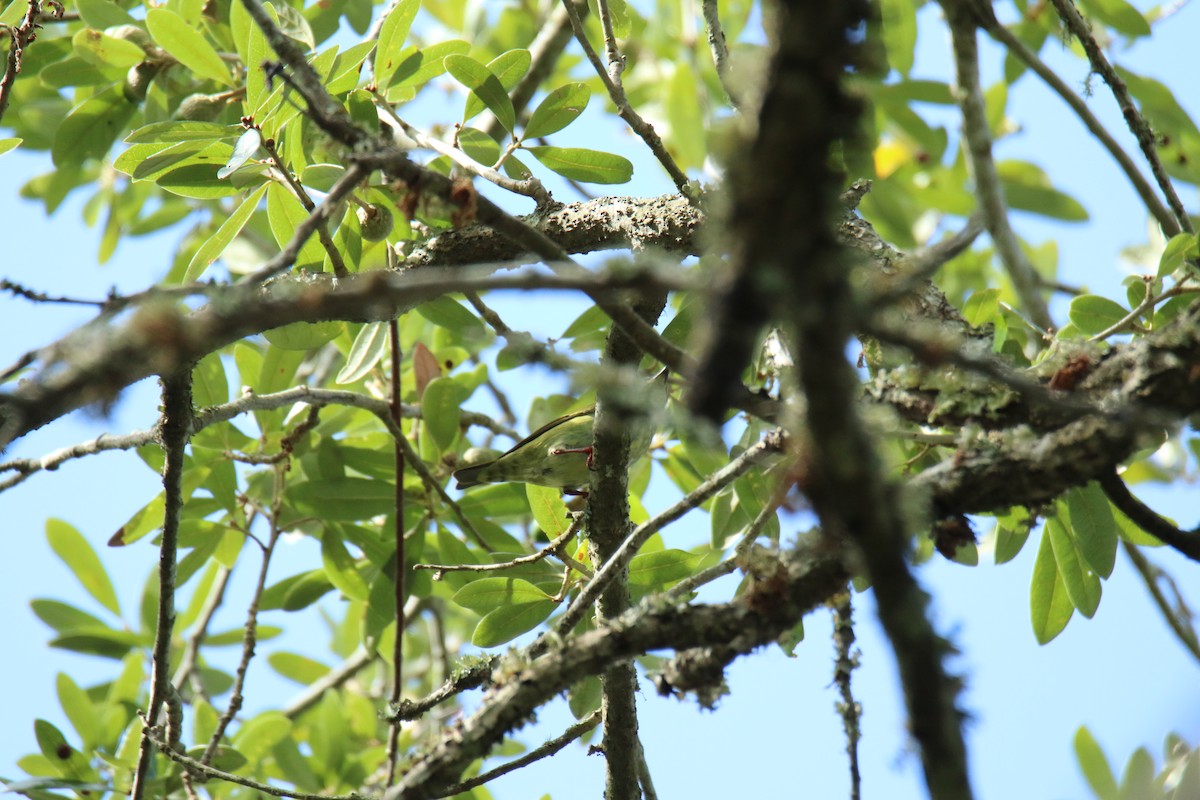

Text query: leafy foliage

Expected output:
[2,0,1200,798]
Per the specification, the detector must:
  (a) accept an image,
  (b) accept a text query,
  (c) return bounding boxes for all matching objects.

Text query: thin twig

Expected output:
[1122,541,1200,663]
[147,728,360,800]
[282,646,375,719]
[981,17,1180,236]
[0,1,51,124]
[172,566,233,693]
[387,657,497,722]
[595,0,625,85]
[558,0,692,195]
[0,278,106,306]
[374,99,553,204]
[541,430,786,650]
[239,162,368,284]
[431,710,602,797]
[701,0,739,107]
[1098,470,1200,562]
[940,0,1053,331]
[385,315,406,786]
[1048,0,1193,235]
[129,370,192,800]
[415,516,584,575]
[260,134,350,277]
[201,471,283,765]
[832,593,862,800]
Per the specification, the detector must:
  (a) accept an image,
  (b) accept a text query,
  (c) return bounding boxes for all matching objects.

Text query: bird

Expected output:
[452,369,668,492]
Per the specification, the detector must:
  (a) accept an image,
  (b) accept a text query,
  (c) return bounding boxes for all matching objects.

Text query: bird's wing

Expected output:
[499,407,593,455]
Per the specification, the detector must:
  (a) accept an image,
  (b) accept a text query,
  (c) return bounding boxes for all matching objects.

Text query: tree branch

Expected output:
[130,369,192,800]
[940,0,1053,331]
[1047,0,1193,235]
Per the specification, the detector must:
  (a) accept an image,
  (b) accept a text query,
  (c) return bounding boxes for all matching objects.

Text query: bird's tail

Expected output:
[453,463,490,489]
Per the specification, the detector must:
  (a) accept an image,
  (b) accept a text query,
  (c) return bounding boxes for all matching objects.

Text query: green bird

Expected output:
[453,369,667,492]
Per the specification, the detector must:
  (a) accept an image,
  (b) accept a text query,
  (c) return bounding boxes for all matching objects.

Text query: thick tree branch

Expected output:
[722,1,974,796]
[586,292,666,800]
[381,544,849,800]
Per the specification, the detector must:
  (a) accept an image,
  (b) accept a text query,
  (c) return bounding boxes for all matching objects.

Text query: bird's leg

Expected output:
[549,446,594,469]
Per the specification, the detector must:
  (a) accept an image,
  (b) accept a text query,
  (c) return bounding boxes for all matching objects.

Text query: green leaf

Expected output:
[880,0,917,75]
[263,321,344,351]
[422,376,467,451]
[231,712,291,763]
[337,321,389,384]
[628,549,698,589]
[1080,0,1150,38]
[1047,516,1102,618]
[46,519,121,616]
[457,127,501,166]
[1062,483,1119,578]
[373,0,421,88]
[526,484,570,538]
[30,599,110,634]
[997,160,1089,221]
[146,8,233,86]
[34,719,89,774]
[72,29,145,69]
[1157,232,1199,279]
[52,85,137,167]
[184,744,247,773]
[127,140,231,182]
[388,39,471,91]
[269,652,331,685]
[415,296,486,336]
[464,49,530,121]
[452,577,552,613]
[445,54,516,134]
[472,600,555,647]
[1030,526,1074,644]
[287,478,396,521]
[76,0,137,28]
[1075,726,1119,800]
[321,531,370,601]
[274,4,315,50]
[665,63,705,170]
[56,673,98,750]
[962,288,1001,327]
[1068,294,1129,336]
[49,629,140,659]
[1118,748,1156,800]
[524,82,590,139]
[524,145,633,184]
[0,137,21,156]
[993,507,1032,565]
[184,182,268,281]
[156,163,244,198]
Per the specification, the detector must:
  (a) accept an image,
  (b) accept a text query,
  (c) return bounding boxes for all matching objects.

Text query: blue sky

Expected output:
[4,2,1200,798]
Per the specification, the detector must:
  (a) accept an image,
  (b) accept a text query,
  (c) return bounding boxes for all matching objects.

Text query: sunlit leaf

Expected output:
[46,519,121,616]
[146,8,233,86]
[1030,526,1074,644]
[463,49,530,121]
[373,0,420,88]
[445,54,516,134]
[184,182,268,281]
[524,145,633,184]
[524,82,589,140]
